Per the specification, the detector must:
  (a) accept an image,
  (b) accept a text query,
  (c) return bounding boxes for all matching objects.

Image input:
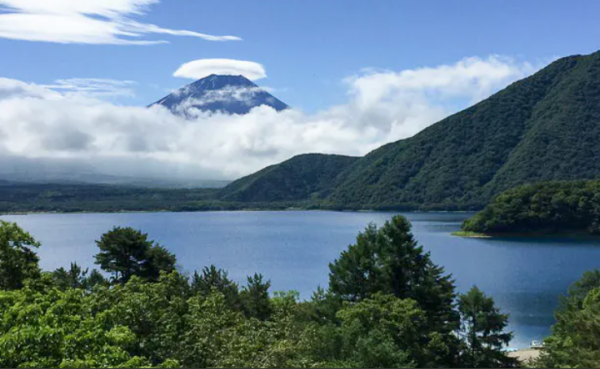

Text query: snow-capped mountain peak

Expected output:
[150,74,288,116]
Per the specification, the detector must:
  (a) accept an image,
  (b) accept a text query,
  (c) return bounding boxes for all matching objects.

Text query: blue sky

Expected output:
[1,0,599,112]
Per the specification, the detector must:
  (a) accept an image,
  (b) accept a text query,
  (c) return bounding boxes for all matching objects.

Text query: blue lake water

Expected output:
[2,210,600,349]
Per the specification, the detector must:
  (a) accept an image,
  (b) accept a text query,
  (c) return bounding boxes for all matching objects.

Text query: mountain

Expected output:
[150,74,289,115]
[219,154,359,202]
[0,156,229,189]
[219,51,600,210]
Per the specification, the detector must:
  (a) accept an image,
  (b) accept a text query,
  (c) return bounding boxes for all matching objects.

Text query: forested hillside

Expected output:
[219,154,358,202]
[0,183,224,213]
[222,51,600,210]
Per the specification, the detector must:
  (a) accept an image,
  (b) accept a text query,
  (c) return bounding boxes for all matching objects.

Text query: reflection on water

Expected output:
[2,210,600,348]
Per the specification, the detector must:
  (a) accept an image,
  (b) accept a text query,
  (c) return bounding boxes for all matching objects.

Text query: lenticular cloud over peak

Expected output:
[174,59,268,81]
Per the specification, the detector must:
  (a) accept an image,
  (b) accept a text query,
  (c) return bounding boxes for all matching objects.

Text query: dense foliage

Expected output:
[0,216,518,368]
[461,180,600,235]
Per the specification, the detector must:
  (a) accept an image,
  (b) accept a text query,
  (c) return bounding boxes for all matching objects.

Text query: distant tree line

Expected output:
[461,180,600,235]
[0,216,520,368]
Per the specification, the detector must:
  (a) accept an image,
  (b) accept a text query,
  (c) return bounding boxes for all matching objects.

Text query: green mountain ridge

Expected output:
[221,51,600,210]
[219,154,359,202]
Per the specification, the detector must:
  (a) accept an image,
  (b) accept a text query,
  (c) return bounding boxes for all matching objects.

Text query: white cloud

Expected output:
[346,56,536,108]
[335,55,537,144]
[174,59,267,81]
[0,0,241,44]
[0,77,63,100]
[0,56,541,181]
[44,78,136,98]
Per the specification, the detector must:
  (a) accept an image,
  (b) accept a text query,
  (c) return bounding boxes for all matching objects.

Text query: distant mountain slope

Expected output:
[220,51,600,210]
[150,74,289,115]
[219,154,359,202]
[482,54,600,194]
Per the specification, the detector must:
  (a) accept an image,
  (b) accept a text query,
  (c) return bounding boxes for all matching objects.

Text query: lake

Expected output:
[2,210,600,349]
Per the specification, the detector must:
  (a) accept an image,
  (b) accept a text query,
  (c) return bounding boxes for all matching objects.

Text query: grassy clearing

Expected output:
[451,231,492,238]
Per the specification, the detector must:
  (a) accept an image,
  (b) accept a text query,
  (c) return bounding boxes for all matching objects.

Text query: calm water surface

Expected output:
[2,211,600,349]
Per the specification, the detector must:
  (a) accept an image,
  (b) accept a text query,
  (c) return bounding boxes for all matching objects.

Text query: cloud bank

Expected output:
[44,78,137,98]
[0,56,539,181]
[0,0,241,44]
[174,59,268,81]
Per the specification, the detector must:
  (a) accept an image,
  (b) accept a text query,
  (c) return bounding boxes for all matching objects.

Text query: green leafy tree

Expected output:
[536,271,600,368]
[335,294,428,368]
[93,272,190,365]
[219,291,309,368]
[458,286,516,368]
[94,227,176,283]
[307,286,344,323]
[178,291,242,368]
[537,287,600,368]
[0,221,41,290]
[0,287,158,368]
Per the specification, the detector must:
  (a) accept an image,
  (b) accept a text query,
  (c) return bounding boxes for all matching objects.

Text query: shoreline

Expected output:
[0,208,479,216]
[451,231,492,238]
[453,229,600,240]
[507,348,541,362]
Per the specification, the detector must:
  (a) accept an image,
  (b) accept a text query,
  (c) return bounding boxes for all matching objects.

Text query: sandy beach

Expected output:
[508,348,541,363]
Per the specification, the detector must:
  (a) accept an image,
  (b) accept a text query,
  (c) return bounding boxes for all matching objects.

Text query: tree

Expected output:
[328,216,458,337]
[560,269,600,309]
[536,271,600,368]
[140,244,177,282]
[328,216,460,366]
[537,287,600,368]
[85,269,108,290]
[240,274,272,320]
[0,220,534,368]
[335,294,427,368]
[52,263,107,291]
[94,227,176,283]
[0,221,41,290]
[0,287,157,368]
[52,262,88,290]
[191,265,240,307]
[458,286,516,368]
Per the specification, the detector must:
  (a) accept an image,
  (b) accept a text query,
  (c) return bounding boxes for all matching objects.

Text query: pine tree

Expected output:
[328,215,459,366]
[458,286,517,368]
